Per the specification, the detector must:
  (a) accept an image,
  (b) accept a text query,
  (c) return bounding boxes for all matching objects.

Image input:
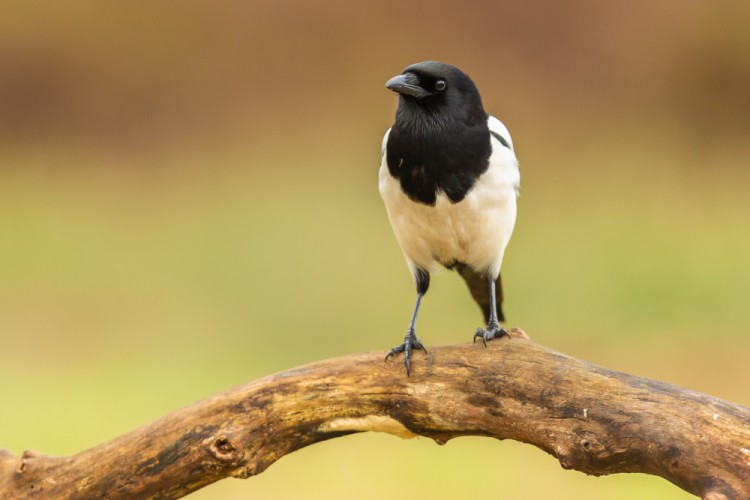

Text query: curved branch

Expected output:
[1,329,749,499]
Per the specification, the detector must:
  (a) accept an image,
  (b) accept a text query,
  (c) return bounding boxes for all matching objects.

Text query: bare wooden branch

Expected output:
[2,329,749,499]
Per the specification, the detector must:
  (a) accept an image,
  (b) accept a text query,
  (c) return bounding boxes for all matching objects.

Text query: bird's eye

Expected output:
[435,80,446,91]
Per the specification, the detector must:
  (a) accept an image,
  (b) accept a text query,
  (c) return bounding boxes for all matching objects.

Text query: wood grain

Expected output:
[2,329,749,499]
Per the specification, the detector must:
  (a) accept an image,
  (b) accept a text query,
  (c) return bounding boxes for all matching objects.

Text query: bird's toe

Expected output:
[385,331,427,376]
[474,324,510,347]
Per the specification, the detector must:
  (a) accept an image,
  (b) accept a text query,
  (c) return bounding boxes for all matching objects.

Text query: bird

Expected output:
[379,61,520,375]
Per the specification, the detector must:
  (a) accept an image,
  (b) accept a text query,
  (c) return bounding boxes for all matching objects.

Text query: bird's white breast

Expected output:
[379,116,520,280]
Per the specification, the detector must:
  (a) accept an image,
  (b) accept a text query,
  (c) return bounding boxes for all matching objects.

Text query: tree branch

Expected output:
[2,329,749,499]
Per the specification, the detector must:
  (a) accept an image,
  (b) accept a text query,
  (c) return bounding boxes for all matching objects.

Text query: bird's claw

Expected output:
[385,329,426,376]
[473,322,510,347]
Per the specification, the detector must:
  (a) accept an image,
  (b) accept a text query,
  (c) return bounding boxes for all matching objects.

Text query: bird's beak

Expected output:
[386,73,428,98]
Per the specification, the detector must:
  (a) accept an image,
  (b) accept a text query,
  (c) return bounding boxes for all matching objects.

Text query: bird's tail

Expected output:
[453,263,505,324]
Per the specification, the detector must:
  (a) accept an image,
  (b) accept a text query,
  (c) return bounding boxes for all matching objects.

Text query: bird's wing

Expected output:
[487,115,514,151]
[454,115,516,324]
[454,263,504,324]
[381,127,391,160]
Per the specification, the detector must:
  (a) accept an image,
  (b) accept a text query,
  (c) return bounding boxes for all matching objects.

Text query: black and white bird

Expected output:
[379,61,520,375]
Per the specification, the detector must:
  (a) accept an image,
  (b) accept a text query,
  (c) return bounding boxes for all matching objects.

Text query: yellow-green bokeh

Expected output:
[1,2,749,499]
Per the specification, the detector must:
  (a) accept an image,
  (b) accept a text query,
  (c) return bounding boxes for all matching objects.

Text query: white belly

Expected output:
[379,142,519,280]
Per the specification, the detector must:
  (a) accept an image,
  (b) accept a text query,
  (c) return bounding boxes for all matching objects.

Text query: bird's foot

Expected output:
[385,329,427,376]
[473,321,510,347]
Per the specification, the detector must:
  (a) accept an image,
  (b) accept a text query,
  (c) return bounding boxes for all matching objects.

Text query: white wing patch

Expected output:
[381,128,391,160]
[488,115,514,151]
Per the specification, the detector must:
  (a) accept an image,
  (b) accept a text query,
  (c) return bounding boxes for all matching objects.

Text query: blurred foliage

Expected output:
[1,1,749,499]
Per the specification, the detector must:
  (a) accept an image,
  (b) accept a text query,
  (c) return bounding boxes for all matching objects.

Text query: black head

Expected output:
[386,61,487,130]
[383,62,493,205]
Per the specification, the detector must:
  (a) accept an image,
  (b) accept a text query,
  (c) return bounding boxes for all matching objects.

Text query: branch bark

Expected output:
[2,329,749,499]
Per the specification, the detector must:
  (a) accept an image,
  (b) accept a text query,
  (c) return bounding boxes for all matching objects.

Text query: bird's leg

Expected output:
[386,270,429,376]
[473,278,510,346]
[385,293,427,376]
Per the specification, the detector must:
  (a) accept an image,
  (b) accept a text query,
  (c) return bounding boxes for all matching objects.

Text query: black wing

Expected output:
[453,263,504,324]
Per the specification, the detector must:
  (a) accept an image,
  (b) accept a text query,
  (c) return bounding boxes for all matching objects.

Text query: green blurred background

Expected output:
[1,1,749,498]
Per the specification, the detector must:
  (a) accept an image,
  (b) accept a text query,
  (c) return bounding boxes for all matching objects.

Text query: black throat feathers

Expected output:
[386,118,491,206]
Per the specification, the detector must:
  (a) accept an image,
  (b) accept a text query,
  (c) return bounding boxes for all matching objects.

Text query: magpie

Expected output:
[379,61,520,375]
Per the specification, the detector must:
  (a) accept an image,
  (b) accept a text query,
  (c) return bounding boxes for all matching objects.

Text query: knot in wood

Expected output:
[579,433,606,458]
[209,435,241,463]
[16,450,43,474]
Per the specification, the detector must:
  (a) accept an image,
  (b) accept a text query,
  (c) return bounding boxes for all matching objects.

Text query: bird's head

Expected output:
[386,61,487,129]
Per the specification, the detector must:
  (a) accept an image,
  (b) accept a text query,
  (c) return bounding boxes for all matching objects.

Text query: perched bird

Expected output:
[379,61,520,375]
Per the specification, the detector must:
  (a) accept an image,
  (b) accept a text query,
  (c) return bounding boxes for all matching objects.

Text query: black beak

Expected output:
[386,73,428,98]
